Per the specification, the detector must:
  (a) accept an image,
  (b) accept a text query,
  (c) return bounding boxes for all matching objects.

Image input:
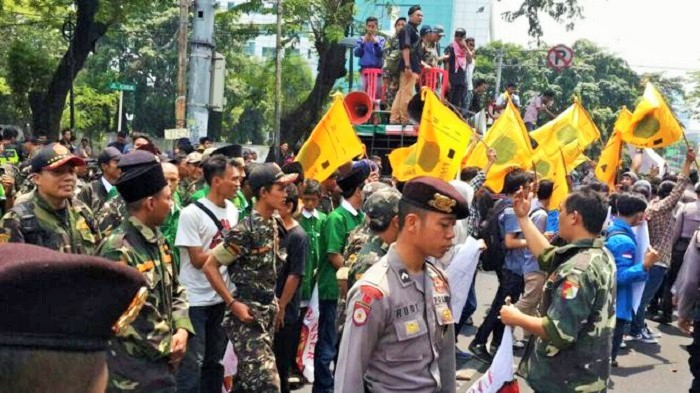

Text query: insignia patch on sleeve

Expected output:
[352,302,371,326]
[561,280,579,300]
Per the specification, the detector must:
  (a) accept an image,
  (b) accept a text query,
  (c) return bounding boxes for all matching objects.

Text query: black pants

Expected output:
[611,318,629,361]
[274,315,301,393]
[663,239,691,318]
[473,269,524,348]
[448,83,468,115]
[176,303,227,393]
[689,319,700,392]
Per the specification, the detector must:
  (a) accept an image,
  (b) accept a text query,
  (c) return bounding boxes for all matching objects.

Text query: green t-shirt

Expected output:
[317,204,364,300]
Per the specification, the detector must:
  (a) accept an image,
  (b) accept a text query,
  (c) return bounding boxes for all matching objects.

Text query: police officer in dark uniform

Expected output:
[335,176,468,393]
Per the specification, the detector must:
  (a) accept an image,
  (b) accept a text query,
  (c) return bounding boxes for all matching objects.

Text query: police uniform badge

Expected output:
[428,193,456,213]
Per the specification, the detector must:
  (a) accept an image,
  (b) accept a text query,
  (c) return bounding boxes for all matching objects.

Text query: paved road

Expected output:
[299,270,694,393]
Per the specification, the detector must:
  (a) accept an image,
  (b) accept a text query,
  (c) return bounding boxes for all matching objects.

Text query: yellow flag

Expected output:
[531,100,601,163]
[534,147,590,179]
[464,98,534,192]
[391,89,473,181]
[620,83,683,148]
[549,152,570,211]
[295,95,364,181]
[594,108,629,190]
[388,145,416,181]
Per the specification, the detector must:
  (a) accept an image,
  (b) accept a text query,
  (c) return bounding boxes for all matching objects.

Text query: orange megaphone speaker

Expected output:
[344,91,373,125]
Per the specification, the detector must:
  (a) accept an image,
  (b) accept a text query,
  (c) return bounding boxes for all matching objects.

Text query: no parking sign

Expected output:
[547,44,574,71]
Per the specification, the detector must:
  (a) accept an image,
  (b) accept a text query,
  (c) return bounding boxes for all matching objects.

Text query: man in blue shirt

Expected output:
[354,16,385,100]
[469,169,530,363]
[606,192,658,366]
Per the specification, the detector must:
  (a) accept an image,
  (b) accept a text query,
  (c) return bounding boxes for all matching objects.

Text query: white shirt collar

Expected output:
[101,176,114,193]
[302,208,319,219]
[341,198,359,216]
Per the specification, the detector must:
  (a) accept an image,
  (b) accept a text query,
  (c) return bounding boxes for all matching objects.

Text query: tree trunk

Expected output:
[280,42,347,146]
[29,0,107,137]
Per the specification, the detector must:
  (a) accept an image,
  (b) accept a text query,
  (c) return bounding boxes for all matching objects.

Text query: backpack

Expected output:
[478,199,509,271]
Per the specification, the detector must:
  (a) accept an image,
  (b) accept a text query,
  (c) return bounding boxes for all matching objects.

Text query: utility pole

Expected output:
[176,0,189,129]
[273,0,283,162]
[186,0,216,146]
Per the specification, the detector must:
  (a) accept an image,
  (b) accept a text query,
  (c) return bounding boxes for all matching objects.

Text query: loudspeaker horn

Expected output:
[343,91,373,125]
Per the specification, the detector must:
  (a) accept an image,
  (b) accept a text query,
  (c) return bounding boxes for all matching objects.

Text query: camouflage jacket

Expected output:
[179,177,205,207]
[521,238,616,393]
[0,191,100,254]
[212,209,282,306]
[97,194,128,238]
[97,216,193,361]
[77,178,112,214]
[343,220,372,268]
[348,234,389,289]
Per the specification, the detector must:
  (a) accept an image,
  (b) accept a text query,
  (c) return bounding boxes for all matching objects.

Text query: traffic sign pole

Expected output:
[117,90,124,133]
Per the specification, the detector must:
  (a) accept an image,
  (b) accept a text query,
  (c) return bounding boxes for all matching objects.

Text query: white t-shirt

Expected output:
[176,197,238,307]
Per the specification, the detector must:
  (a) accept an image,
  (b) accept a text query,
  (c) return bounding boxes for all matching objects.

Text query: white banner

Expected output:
[445,236,482,322]
[296,284,320,382]
[466,326,516,393]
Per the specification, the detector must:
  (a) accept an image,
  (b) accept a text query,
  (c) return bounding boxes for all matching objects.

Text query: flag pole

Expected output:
[681,129,699,168]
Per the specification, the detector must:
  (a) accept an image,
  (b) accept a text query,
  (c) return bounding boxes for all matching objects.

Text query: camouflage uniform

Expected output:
[421,41,440,68]
[77,178,117,214]
[97,216,194,393]
[180,178,205,206]
[211,210,283,392]
[382,33,402,108]
[97,194,128,237]
[520,238,616,393]
[348,236,389,289]
[0,191,100,254]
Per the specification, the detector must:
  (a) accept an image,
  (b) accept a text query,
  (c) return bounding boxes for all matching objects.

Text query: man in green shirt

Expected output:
[314,167,368,393]
[299,179,327,303]
[161,162,182,270]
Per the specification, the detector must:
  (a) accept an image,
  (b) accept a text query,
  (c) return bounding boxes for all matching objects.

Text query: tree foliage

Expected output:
[474,39,687,157]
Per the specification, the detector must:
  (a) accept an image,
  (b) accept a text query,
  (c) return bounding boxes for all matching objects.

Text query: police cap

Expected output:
[0,244,147,352]
[401,176,469,219]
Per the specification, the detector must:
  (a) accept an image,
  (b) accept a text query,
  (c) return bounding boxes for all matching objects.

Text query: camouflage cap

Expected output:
[364,187,401,229]
[362,181,389,200]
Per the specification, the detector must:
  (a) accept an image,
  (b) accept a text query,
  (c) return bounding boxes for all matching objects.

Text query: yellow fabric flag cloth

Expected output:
[295,95,365,181]
[620,82,683,148]
[549,151,570,211]
[391,89,473,181]
[595,108,629,191]
[530,100,601,164]
[464,98,534,193]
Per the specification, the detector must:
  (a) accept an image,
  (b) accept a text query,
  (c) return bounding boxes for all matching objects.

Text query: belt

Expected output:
[235,285,276,304]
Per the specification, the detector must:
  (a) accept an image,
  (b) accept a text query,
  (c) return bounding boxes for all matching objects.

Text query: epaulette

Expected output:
[357,255,390,288]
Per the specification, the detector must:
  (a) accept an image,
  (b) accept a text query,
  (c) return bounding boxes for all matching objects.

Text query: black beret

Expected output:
[116,150,168,203]
[401,176,469,219]
[337,167,369,193]
[0,244,146,352]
